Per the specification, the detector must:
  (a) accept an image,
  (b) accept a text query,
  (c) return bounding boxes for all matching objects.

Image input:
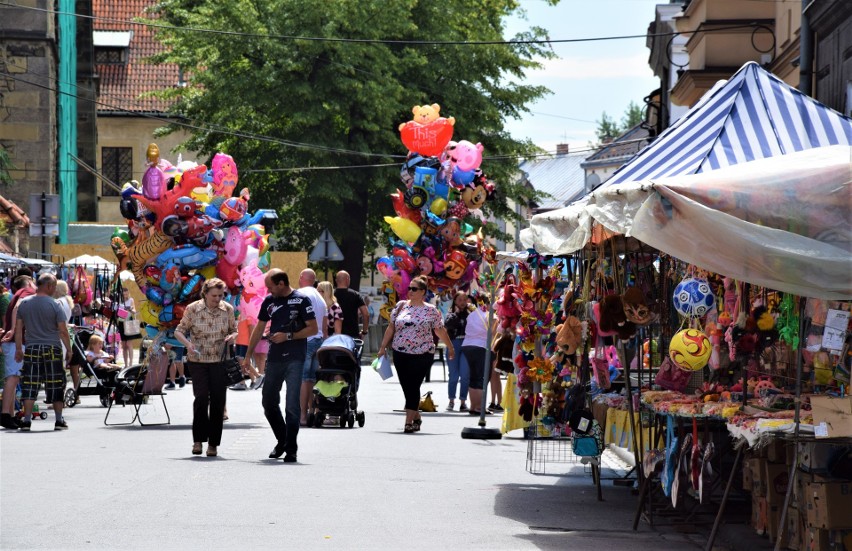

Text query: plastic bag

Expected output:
[371,354,393,380]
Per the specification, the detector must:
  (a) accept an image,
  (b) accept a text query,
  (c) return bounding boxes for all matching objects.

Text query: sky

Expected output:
[503,0,666,154]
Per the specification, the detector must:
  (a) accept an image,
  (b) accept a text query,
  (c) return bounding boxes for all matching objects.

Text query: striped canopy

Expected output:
[601,61,852,189]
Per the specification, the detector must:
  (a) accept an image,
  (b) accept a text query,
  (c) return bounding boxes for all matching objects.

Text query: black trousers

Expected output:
[186,361,227,446]
[393,350,432,411]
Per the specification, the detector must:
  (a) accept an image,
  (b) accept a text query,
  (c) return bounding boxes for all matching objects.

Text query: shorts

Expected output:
[462,346,489,390]
[168,346,185,363]
[2,341,22,378]
[302,337,323,382]
[20,345,66,402]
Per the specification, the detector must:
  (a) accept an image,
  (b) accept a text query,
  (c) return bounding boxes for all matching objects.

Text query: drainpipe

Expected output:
[57,0,78,244]
[798,0,813,95]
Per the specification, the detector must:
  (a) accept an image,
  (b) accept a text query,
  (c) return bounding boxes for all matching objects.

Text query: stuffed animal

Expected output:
[496,275,521,330]
[622,287,656,325]
[555,315,583,355]
[595,295,637,340]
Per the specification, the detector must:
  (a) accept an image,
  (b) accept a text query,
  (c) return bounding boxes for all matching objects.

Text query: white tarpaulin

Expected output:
[583,146,852,299]
[63,254,116,268]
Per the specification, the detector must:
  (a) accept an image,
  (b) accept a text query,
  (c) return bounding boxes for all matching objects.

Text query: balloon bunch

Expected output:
[378,103,496,315]
[110,144,276,340]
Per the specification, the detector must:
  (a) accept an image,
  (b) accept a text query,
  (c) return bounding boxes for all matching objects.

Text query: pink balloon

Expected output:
[223,226,248,265]
[211,153,239,198]
[142,166,165,200]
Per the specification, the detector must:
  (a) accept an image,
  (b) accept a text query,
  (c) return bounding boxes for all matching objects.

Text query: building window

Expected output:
[95,47,127,65]
[101,147,132,197]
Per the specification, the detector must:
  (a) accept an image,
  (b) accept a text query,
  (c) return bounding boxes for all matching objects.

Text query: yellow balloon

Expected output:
[669,329,711,371]
[191,187,211,203]
[383,216,422,244]
[430,198,448,216]
[139,300,163,327]
[198,265,217,280]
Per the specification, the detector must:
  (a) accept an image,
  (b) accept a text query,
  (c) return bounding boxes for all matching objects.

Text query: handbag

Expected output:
[418,391,437,412]
[654,356,693,392]
[123,316,141,336]
[572,420,604,457]
[220,344,244,386]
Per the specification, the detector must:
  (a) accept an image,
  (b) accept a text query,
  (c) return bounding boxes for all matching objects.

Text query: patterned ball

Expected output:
[669,329,712,371]
[672,277,715,318]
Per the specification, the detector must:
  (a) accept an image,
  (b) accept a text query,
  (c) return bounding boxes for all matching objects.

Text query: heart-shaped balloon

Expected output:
[400,119,454,157]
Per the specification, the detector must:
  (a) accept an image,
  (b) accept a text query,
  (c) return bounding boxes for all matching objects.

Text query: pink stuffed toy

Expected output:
[496,275,521,330]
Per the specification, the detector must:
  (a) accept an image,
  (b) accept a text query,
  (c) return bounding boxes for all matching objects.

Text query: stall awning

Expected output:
[601,61,852,189]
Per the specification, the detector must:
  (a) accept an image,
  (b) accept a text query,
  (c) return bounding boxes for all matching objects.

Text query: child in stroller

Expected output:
[86,335,122,372]
[64,327,121,408]
[308,335,365,429]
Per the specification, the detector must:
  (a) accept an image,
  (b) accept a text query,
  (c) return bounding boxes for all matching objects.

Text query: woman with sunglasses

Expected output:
[378,276,454,434]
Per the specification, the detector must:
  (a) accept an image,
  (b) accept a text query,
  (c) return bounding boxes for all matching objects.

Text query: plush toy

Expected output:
[622,286,656,325]
[496,275,521,330]
[555,315,583,355]
[595,295,637,339]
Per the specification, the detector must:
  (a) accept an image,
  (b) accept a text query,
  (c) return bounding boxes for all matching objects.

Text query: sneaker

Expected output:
[250,375,265,390]
[19,420,31,431]
[459,403,469,412]
[164,381,176,390]
[177,376,187,388]
[446,400,455,412]
[489,403,504,412]
[54,420,69,430]
[282,453,297,463]
[229,381,248,391]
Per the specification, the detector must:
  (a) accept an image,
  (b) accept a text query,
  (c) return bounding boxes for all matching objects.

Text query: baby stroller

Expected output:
[64,326,121,408]
[308,335,365,428]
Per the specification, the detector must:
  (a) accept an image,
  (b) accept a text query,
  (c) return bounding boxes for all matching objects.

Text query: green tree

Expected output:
[149,0,554,286]
[594,112,620,144]
[620,100,643,130]
[0,146,13,187]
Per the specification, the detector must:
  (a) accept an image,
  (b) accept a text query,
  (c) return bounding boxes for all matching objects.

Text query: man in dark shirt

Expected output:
[245,269,317,463]
[333,270,369,339]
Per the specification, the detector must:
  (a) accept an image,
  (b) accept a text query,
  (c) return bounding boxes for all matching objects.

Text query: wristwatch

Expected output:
[286,332,293,341]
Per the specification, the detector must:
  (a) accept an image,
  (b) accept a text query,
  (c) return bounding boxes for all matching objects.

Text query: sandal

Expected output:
[412,418,422,432]
[404,423,415,434]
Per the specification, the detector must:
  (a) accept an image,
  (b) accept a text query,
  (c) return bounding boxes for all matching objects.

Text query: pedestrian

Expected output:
[461,293,491,416]
[0,276,35,429]
[297,269,328,426]
[377,275,454,434]
[116,288,141,368]
[53,280,77,402]
[163,337,187,390]
[232,319,265,390]
[444,290,471,412]
[317,281,343,336]
[14,273,72,431]
[245,269,317,463]
[334,270,369,339]
[174,278,238,457]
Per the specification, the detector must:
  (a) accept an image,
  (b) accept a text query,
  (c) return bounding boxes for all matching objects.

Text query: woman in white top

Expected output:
[117,288,140,367]
[460,293,491,416]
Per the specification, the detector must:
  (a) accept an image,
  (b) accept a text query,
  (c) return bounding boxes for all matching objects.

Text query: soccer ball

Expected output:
[669,329,712,371]
[672,277,715,318]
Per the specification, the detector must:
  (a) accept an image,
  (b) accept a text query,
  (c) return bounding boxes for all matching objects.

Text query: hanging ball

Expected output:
[672,277,715,318]
[669,328,712,371]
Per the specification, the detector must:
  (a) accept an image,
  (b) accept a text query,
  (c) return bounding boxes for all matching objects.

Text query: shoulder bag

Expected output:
[221,344,244,386]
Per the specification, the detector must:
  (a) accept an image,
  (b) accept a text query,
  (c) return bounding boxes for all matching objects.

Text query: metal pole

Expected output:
[705,444,744,551]
[41,192,47,257]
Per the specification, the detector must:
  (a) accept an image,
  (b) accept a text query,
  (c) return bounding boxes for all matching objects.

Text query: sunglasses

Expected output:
[408,286,424,292]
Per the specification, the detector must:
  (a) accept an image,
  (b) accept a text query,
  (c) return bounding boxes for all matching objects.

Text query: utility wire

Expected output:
[0,2,771,47]
[0,70,407,160]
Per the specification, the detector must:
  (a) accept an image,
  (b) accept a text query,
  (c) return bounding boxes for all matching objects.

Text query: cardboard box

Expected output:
[765,462,791,506]
[802,526,830,551]
[767,503,787,546]
[743,456,756,491]
[786,507,801,550]
[752,457,769,496]
[752,493,768,535]
[804,481,852,530]
[798,442,849,474]
[766,438,790,463]
[810,395,852,439]
[793,470,815,510]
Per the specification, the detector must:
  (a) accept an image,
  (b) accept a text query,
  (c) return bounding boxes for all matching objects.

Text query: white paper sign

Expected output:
[814,422,829,438]
[821,309,849,351]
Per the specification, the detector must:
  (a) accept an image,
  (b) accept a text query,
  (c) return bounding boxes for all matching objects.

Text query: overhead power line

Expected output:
[0,2,771,47]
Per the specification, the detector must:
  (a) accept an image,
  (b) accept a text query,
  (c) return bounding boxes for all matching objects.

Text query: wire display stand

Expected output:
[525,420,581,474]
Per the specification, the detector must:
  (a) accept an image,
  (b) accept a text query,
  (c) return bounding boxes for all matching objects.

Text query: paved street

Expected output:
[2,362,751,551]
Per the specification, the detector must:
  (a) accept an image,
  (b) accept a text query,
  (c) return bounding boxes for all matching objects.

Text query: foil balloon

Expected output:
[398,104,455,157]
[141,165,165,201]
[211,152,239,198]
[384,216,422,244]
